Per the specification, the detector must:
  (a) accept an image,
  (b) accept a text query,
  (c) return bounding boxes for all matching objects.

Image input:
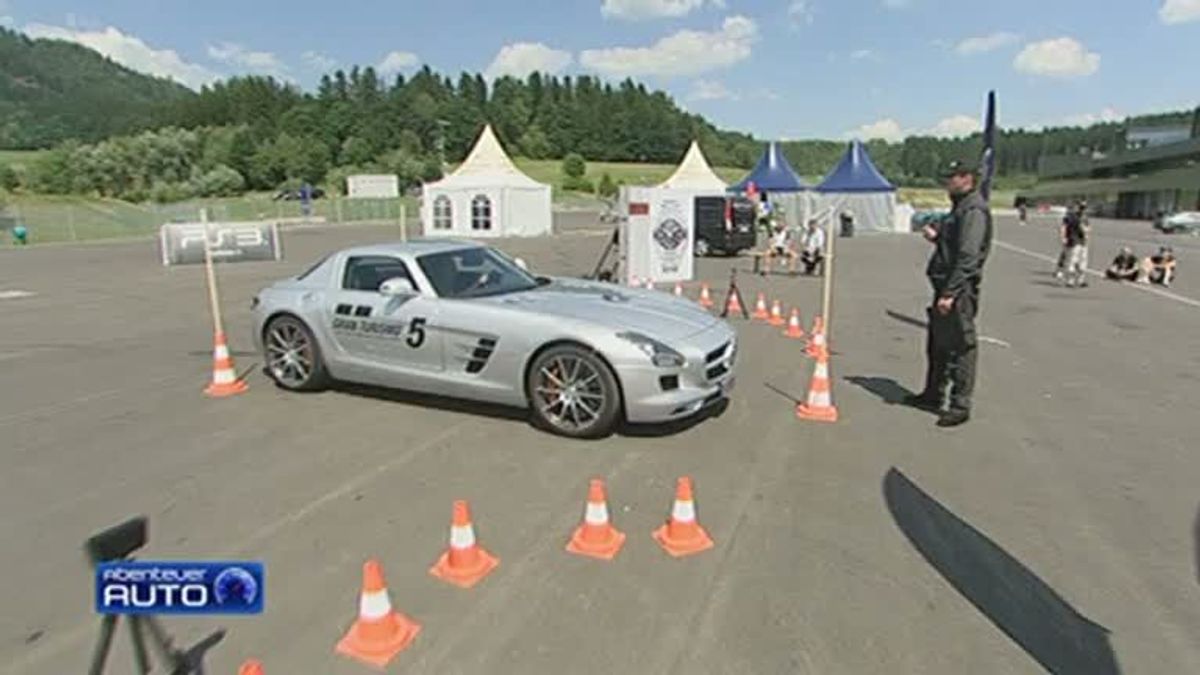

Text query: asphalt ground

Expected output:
[1,214,1198,674]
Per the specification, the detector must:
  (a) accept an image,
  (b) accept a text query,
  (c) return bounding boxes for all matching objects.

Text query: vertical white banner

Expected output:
[647,190,695,283]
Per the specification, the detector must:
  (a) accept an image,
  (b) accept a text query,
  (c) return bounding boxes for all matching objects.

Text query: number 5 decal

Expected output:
[406,317,427,348]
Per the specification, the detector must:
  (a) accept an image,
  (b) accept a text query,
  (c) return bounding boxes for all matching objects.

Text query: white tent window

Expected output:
[433,196,452,230]
[471,195,492,230]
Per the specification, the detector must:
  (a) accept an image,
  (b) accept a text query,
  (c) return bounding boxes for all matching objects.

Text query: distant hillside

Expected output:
[0,27,194,148]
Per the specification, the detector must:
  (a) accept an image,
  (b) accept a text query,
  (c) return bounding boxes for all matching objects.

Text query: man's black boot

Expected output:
[903,392,940,411]
[937,409,970,428]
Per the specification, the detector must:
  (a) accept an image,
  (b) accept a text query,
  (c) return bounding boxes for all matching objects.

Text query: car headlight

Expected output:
[617,332,686,368]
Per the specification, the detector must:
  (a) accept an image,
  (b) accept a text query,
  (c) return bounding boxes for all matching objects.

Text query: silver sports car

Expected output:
[251,240,737,438]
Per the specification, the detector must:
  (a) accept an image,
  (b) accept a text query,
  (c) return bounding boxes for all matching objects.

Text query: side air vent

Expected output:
[465,337,497,374]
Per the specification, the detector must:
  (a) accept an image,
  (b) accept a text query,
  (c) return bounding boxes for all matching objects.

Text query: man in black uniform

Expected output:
[905,160,993,428]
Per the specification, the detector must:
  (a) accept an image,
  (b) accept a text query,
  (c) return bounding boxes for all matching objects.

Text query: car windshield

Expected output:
[418,247,540,299]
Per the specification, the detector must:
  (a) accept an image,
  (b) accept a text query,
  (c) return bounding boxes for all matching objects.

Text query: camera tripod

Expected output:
[720,267,749,320]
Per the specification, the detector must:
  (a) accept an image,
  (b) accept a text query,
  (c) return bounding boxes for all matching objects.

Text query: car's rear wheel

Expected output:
[527,345,621,439]
[264,315,330,392]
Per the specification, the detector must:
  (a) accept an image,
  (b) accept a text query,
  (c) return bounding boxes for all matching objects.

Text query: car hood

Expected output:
[482,278,720,342]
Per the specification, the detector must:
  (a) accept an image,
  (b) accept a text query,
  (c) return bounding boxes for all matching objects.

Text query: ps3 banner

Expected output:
[160,221,282,266]
[95,561,265,615]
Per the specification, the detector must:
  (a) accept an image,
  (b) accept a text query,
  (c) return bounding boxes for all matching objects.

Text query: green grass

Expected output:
[0,149,46,170]
[0,192,418,246]
[512,158,749,189]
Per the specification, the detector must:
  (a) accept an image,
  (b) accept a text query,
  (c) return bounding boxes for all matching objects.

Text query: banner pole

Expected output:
[821,206,836,343]
[200,209,224,338]
[400,201,407,242]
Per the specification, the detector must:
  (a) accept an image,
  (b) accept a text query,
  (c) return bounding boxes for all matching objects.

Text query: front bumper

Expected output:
[619,325,737,424]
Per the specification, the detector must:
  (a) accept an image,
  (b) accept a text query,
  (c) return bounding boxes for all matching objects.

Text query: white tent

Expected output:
[658,141,727,193]
[421,125,552,238]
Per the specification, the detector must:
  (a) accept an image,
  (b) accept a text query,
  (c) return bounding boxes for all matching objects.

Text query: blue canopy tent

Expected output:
[730,142,808,193]
[730,142,811,232]
[815,140,902,233]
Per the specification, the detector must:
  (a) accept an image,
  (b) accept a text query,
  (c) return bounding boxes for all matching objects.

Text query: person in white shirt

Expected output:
[762,219,797,275]
[801,219,826,275]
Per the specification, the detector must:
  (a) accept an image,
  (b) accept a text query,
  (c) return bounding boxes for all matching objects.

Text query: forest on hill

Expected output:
[2,28,1194,202]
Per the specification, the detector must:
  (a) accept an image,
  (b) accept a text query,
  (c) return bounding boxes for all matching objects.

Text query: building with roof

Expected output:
[1019,109,1200,218]
[421,124,552,238]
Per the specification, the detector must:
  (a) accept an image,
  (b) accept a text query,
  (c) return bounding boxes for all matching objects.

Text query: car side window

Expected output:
[342,256,413,292]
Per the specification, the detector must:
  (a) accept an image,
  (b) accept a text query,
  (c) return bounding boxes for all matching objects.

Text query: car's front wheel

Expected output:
[527,345,621,439]
[263,315,330,392]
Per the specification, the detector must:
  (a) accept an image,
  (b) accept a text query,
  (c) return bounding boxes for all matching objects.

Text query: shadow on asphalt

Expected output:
[844,376,916,405]
[170,628,226,675]
[763,382,802,405]
[885,309,928,330]
[883,468,1122,675]
[334,382,726,439]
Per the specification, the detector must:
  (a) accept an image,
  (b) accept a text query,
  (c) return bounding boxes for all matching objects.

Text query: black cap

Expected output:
[939,159,978,179]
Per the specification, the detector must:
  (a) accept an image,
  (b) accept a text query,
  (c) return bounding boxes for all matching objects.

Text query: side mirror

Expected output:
[379,277,416,297]
[513,257,529,271]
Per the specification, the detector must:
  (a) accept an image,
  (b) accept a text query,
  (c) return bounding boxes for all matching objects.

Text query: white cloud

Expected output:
[0,16,13,26]
[377,50,419,75]
[206,42,288,78]
[484,42,572,79]
[754,87,780,101]
[302,50,336,72]
[846,114,983,142]
[788,0,815,26]
[848,118,905,143]
[850,49,874,60]
[580,15,757,77]
[927,114,982,138]
[689,79,738,100]
[954,31,1020,55]
[601,0,719,20]
[1062,107,1122,127]
[1160,0,1200,24]
[883,0,911,8]
[24,23,219,89]
[1014,37,1100,78]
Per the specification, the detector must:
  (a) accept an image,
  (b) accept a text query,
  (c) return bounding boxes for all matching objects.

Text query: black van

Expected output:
[694,196,757,256]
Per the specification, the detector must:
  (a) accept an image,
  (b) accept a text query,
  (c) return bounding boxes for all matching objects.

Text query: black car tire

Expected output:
[263,315,331,392]
[527,344,621,439]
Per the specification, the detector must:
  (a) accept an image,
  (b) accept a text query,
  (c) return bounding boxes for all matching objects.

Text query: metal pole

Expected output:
[201,209,225,338]
[400,202,407,242]
[821,207,836,344]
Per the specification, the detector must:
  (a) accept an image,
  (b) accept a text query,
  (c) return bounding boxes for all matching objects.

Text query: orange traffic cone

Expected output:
[796,351,839,423]
[335,560,421,668]
[653,477,714,557]
[783,308,805,339]
[566,478,626,560]
[698,283,714,308]
[752,293,770,321]
[767,300,785,327]
[724,288,743,316]
[204,331,248,398]
[806,316,828,359]
[673,282,684,298]
[430,500,499,588]
[238,660,264,675]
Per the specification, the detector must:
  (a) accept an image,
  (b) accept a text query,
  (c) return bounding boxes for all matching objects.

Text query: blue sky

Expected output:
[4,0,1200,141]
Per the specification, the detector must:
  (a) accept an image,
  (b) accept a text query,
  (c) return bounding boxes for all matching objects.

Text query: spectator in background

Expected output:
[1142,246,1178,287]
[1060,202,1090,288]
[1105,246,1140,281]
[763,219,797,275]
[12,224,27,245]
[800,218,826,275]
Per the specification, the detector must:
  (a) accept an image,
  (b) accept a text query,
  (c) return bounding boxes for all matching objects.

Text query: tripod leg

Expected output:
[88,615,119,675]
[129,616,152,674]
